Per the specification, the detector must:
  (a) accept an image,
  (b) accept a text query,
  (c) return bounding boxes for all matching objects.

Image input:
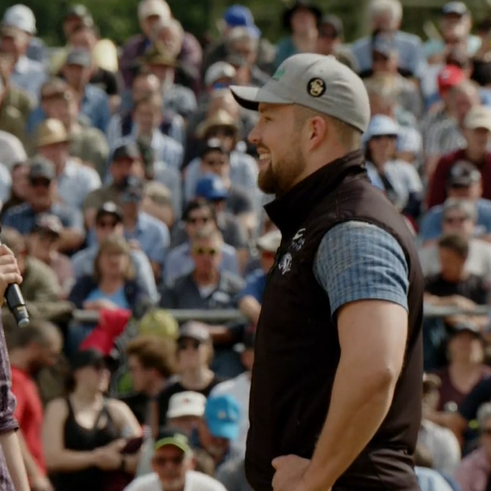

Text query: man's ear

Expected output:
[306,116,328,150]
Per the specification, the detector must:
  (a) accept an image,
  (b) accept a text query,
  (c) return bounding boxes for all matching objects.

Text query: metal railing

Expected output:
[72,305,491,324]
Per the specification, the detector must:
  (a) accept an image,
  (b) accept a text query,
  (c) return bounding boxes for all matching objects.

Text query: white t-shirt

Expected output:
[210,372,251,454]
[124,470,227,491]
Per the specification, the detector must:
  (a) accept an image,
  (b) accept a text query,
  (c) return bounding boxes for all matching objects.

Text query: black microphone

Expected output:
[5,283,29,328]
[0,230,29,328]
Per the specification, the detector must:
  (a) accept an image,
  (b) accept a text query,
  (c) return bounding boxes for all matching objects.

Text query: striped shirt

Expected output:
[313,221,409,316]
[424,118,466,158]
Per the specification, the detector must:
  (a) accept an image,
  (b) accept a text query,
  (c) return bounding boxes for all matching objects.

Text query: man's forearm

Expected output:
[18,431,44,482]
[303,363,398,491]
[0,430,30,491]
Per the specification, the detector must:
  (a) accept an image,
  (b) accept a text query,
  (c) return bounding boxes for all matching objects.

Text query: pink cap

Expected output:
[437,65,465,92]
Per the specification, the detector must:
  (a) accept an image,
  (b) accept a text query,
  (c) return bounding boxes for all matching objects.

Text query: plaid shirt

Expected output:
[0,318,19,491]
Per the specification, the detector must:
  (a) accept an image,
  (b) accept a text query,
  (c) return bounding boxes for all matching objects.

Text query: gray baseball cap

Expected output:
[230,53,370,133]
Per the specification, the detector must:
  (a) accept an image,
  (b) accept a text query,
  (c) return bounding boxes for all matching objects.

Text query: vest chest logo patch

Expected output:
[278,253,292,275]
[291,228,306,251]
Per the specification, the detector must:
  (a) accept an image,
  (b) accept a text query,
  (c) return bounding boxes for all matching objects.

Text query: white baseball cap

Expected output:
[3,4,36,35]
[230,53,370,133]
[138,0,171,21]
[167,391,207,419]
[205,61,236,87]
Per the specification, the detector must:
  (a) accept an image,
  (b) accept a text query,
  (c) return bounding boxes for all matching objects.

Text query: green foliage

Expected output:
[1,0,490,47]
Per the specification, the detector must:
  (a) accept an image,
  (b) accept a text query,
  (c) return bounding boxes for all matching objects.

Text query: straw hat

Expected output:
[35,119,69,148]
[195,109,240,139]
[140,43,177,67]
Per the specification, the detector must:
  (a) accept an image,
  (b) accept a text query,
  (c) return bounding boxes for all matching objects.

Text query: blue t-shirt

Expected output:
[85,287,130,310]
[237,269,267,303]
[313,221,409,316]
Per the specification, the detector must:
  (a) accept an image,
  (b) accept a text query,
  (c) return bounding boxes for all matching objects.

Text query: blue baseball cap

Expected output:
[364,115,400,141]
[223,4,261,39]
[372,34,397,58]
[204,394,241,440]
[195,174,228,201]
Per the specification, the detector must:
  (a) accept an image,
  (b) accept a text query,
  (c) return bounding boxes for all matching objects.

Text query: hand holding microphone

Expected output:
[0,242,29,328]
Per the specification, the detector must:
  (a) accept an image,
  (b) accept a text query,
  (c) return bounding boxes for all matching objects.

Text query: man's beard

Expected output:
[258,145,306,196]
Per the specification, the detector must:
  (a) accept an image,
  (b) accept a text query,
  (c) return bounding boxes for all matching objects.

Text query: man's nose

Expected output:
[248,123,260,145]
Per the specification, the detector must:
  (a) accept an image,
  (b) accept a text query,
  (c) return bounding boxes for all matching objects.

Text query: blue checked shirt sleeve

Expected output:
[313,221,409,316]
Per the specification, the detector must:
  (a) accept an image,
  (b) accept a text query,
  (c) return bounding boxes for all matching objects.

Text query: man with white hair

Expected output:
[225,27,269,87]
[351,0,426,79]
[0,4,46,100]
[119,0,202,90]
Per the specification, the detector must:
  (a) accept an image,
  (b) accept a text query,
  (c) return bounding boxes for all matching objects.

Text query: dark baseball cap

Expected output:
[32,214,63,236]
[71,349,106,371]
[178,322,211,343]
[66,48,91,67]
[95,202,123,223]
[112,143,142,162]
[319,14,343,37]
[28,156,56,181]
[230,53,370,133]
[448,161,481,187]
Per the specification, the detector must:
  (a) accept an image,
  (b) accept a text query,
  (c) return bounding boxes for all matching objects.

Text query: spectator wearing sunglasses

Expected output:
[72,202,158,304]
[315,15,357,71]
[420,162,491,246]
[364,115,423,220]
[164,202,239,285]
[419,199,491,281]
[158,323,226,426]
[160,227,245,377]
[124,427,226,491]
[2,156,84,253]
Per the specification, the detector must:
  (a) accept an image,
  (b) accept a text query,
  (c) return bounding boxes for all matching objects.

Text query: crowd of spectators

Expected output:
[4,0,491,489]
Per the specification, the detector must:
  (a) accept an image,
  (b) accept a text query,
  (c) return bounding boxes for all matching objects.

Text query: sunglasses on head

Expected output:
[177,338,201,350]
[193,246,219,257]
[152,454,185,466]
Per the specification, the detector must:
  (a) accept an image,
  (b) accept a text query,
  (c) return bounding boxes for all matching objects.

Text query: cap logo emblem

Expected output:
[272,67,286,81]
[307,78,326,97]
[218,410,227,419]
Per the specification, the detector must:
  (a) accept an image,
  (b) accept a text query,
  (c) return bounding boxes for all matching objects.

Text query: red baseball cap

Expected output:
[437,65,465,92]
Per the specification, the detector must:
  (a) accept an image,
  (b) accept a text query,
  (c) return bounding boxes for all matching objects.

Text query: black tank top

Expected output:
[52,397,120,491]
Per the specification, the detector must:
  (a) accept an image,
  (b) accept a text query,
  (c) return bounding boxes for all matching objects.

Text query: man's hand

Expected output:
[0,245,22,299]
[272,455,319,491]
[31,475,54,491]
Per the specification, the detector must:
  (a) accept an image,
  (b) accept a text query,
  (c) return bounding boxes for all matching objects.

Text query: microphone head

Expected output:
[17,318,30,328]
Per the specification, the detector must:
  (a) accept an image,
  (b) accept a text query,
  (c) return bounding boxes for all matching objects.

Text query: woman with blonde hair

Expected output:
[67,235,146,353]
